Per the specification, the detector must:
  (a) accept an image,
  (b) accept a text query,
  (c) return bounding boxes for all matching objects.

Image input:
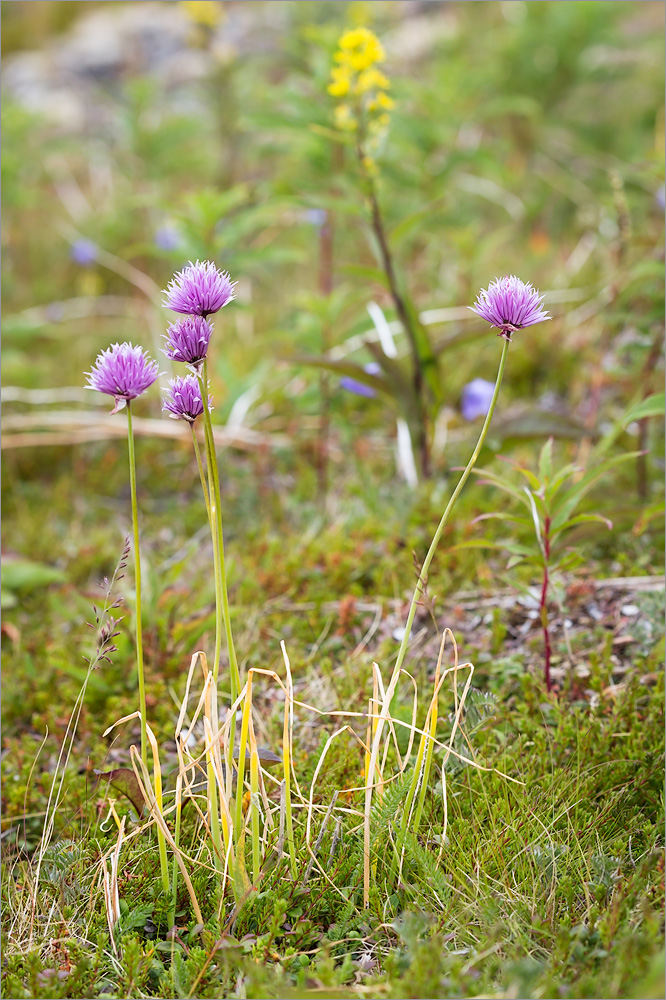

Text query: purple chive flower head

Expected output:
[461,378,495,421]
[85,342,160,413]
[163,260,236,317]
[469,275,550,341]
[163,315,213,368]
[340,362,382,398]
[162,374,212,423]
[70,238,98,266]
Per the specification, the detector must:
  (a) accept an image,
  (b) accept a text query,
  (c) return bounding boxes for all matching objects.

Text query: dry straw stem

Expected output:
[97,645,521,919]
[101,816,125,956]
[280,641,298,878]
[103,714,170,898]
[0,411,287,451]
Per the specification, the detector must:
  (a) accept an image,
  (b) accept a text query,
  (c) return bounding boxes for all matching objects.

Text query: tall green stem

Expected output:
[126,403,148,768]
[191,425,211,525]
[391,338,510,683]
[190,421,225,871]
[197,362,241,702]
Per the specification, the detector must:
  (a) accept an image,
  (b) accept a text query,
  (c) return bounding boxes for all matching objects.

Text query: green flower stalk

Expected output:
[86,342,160,766]
[162,264,241,702]
[391,276,551,684]
[126,403,148,768]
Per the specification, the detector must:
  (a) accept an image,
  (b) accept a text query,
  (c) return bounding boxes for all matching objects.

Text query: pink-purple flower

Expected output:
[163,260,236,317]
[461,378,495,421]
[85,342,160,413]
[470,275,550,341]
[163,316,213,368]
[162,374,212,423]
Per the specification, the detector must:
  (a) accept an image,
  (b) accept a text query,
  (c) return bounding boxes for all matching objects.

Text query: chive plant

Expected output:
[87,264,551,928]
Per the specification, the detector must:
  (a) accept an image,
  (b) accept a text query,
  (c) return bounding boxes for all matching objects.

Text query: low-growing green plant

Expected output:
[468,436,641,690]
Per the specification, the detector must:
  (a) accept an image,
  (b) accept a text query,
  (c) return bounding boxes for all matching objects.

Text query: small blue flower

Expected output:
[304,208,328,227]
[154,225,182,251]
[340,362,381,398]
[70,239,98,267]
[461,378,495,421]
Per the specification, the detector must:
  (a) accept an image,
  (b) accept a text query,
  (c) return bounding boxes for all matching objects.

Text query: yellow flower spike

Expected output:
[362,154,378,176]
[329,26,393,137]
[375,91,395,110]
[180,0,223,28]
[339,27,385,64]
[328,65,352,97]
[356,68,390,95]
[334,104,358,131]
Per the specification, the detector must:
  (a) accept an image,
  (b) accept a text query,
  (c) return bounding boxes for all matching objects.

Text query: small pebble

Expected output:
[620,604,640,616]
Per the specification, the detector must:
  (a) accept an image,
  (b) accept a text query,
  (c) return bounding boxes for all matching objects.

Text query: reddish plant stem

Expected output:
[540,516,552,692]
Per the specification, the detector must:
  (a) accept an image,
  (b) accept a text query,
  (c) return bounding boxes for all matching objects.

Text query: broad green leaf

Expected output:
[308,122,354,145]
[491,410,590,443]
[547,462,582,499]
[1,589,18,609]
[390,200,445,244]
[471,467,531,506]
[622,392,664,426]
[550,512,613,544]
[290,354,398,400]
[549,451,641,532]
[538,438,554,484]
[524,487,545,555]
[338,265,390,287]
[94,768,146,815]
[469,512,529,526]
[3,559,66,594]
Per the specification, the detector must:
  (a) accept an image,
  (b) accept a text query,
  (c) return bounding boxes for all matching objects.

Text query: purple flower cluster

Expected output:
[470,275,550,341]
[163,260,236,318]
[163,374,212,424]
[83,262,233,421]
[163,315,213,366]
[85,342,159,413]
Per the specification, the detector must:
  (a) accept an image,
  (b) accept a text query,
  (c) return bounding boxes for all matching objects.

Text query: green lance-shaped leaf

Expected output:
[549,451,643,532]
[622,392,665,425]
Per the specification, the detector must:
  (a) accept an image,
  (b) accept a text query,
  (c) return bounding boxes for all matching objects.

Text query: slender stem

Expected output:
[317,205,334,502]
[126,403,147,768]
[193,392,230,871]
[541,517,552,692]
[170,786,182,929]
[359,143,431,477]
[191,425,211,525]
[197,362,241,701]
[390,338,511,683]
